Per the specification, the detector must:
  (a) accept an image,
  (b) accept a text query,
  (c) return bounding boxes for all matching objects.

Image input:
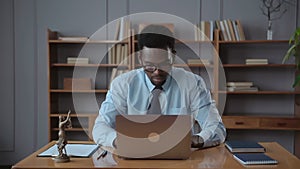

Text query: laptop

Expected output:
[115,114,192,159]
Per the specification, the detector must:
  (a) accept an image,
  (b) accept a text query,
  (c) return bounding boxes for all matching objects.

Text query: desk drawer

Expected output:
[222,116,260,129]
[260,118,300,130]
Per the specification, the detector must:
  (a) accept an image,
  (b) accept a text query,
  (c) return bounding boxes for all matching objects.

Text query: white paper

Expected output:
[38,144,99,157]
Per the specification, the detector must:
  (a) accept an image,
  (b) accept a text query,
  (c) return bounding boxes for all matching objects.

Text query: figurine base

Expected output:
[52,154,70,163]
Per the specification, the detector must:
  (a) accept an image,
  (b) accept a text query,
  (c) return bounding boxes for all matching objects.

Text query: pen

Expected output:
[97,150,108,160]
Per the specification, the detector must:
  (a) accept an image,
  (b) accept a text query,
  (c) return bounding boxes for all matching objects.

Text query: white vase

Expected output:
[267,29,273,40]
[267,20,273,40]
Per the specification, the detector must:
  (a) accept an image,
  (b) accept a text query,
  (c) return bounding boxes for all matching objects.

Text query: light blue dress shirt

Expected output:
[92,67,226,147]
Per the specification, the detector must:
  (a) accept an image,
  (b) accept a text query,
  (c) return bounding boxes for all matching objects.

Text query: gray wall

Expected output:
[0,0,299,165]
[0,0,37,165]
[0,0,15,154]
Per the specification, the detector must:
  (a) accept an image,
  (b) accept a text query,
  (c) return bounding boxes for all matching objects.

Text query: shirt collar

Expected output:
[143,68,173,92]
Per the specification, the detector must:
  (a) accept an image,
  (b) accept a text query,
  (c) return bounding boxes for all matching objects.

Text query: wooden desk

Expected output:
[12,141,300,169]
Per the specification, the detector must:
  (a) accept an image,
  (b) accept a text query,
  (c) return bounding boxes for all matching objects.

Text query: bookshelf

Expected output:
[215,36,300,129]
[213,30,300,156]
[47,29,131,141]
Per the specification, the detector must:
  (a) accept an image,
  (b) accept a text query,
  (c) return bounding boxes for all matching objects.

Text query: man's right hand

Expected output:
[191,135,204,148]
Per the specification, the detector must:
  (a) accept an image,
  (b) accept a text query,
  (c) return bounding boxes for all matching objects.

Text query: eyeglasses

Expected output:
[142,60,172,73]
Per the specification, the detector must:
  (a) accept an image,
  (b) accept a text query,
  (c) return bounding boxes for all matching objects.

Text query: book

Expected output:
[236,20,246,41]
[226,82,253,87]
[223,20,232,41]
[214,20,223,41]
[38,143,99,158]
[115,44,122,64]
[246,59,268,65]
[109,68,118,84]
[123,44,128,64]
[246,62,268,65]
[246,59,268,62]
[232,21,240,41]
[225,141,265,153]
[227,86,258,92]
[194,24,199,41]
[58,36,88,41]
[227,19,236,41]
[200,21,205,40]
[114,19,121,40]
[204,21,211,40]
[233,153,278,165]
[209,20,214,41]
[220,20,229,41]
[67,57,89,64]
[118,17,125,41]
[187,59,211,65]
[113,17,130,41]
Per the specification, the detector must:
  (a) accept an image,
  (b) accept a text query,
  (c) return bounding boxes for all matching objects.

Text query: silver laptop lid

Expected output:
[115,115,192,159]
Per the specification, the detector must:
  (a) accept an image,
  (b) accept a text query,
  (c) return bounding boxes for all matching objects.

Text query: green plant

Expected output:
[282,27,300,87]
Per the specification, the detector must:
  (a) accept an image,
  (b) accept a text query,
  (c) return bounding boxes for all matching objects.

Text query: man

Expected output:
[92,24,226,148]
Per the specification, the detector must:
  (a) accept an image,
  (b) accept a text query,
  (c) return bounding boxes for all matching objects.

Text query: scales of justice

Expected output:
[53,110,72,163]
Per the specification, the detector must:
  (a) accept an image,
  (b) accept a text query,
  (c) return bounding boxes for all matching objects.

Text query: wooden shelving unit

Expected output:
[50,89,108,93]
[49,39,129,44]
[47,27,300,157]
[215,37,300,125]
[51,63,129,68]
[222,116,300,130]
[213,30,300,157]
[223,64,295,68]
[47,29,131,141]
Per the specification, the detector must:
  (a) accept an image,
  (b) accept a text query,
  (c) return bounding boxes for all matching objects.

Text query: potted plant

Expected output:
[282,28,300,87]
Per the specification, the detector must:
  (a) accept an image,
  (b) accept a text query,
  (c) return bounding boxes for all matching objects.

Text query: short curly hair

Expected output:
[138,24,175,52]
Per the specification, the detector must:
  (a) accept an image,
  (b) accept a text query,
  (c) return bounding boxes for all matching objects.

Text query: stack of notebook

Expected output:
[225,140,278,166]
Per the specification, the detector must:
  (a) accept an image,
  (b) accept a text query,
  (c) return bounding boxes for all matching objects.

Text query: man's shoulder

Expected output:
[112,69,144,85]
[172,67,201,79]
[171,67,205,87]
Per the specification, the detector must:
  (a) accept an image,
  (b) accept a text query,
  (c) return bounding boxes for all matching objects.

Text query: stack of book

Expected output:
[67,57,89,64]
[225,140,265,153]
[226,81,258,92]
[225,140,278,165]
[187,59,211,65]
[245,59,268,65]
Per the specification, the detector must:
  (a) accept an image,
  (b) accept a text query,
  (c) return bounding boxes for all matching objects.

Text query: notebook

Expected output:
[233,153,278,165]
[38,144,99,157]
[115,114,192,159]
[225,140,265,153]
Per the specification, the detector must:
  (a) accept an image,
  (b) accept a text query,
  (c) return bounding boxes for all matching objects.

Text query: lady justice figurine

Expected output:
[53,110,72,163]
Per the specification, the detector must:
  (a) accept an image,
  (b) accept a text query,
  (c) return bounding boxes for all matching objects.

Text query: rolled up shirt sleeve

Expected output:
[190,76,226,148]
[93,76,127,147]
